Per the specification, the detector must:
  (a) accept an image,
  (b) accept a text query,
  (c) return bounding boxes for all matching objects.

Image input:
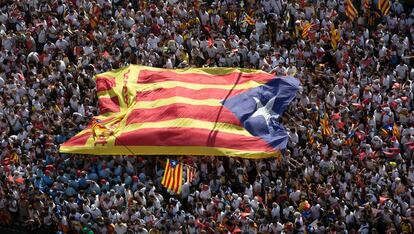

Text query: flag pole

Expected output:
[112,134,137,156]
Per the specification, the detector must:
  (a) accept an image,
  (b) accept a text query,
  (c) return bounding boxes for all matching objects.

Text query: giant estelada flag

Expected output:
[60,65,299,158]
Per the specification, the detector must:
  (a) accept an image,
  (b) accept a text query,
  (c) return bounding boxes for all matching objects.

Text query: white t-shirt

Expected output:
[147,37,160,49]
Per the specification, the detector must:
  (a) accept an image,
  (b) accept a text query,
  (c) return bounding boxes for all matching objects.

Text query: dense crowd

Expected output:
[0,0,414,233]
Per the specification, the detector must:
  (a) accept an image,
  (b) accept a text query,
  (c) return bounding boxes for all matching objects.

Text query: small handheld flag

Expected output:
[330,25,341,50]
[378,0,391,16]
[345,0,358,21]
[91,118,110,142]
[241,12,255,25]
[161,159,183,194]
[187,166,197,184]
[302,22,312,39]
[379,123,393,138]
[320,112,332,136]
[392,123,400,140]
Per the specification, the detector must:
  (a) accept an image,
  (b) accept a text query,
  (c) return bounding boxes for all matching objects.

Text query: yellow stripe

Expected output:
[136,80,264,92]
[135,97,223,108]
[59,145,277,158]
[121,118,252,137]
[165,163,173,190]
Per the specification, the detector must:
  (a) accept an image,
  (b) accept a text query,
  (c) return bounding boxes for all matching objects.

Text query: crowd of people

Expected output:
[0,0,414,233]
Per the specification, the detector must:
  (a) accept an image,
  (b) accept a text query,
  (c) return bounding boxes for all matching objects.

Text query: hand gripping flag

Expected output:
[60,65,299,158]
[161,159,183,194]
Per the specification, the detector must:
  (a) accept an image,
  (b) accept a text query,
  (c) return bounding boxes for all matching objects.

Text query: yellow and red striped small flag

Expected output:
[187,166,197,183]
[241,12,255,25]
[161,159,183,194]
[91,118,106,130]
[363,0,371,9]
[345,0,358,21]
[392,122,400,140]
[330,25,341,50]
[9,152,19,164]
[302,22,312,39]
[91,118,108,139]
[308,130,315,145]
[378,0,391,15]
[320,112,332,136]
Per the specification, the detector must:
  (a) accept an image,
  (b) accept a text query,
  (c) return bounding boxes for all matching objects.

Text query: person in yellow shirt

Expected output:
[400,219,412,233]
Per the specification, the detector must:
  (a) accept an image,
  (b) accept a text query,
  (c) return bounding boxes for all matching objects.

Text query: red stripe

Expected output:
[126,104,242,126]
[188,167,194,183]
[166,163,172,187]
[173,164,180,193]
[136,86,247,101]
[115,128,275,152]
[175,164,182,193]
[61,132,91,146]
[96,76,116,92]
[164,162,171,186]
[167,164,175,190]
[178,164,183,192]
[99,96,120,114]
[187,167,192,182]
[167,164,174,190]
[137,69,273,85]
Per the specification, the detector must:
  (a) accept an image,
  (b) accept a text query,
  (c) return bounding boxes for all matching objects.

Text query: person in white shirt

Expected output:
[395,61,409,79]
[392,0,404,16]
[255,18,267,36]
[205,44,217,59]
[114,221,128,234]
[273,63,287,76]
[333,83,346,103]
[147,34,160,50]
[247,48,260,68]
[199,8,209,26]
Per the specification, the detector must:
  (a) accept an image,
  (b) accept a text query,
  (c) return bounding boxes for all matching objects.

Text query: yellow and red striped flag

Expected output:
[363,0,371,9]
[241,12,255,25]
[307,130,315,145]
[59,65,299,158]
[161,159,183,194]
[378,0,391,15]
[91,118,107,131]
[392,122,400,140]
[302,22,312,39]
[7,152,19,164]
[91,118,110,141]
[345,0,358,21]
[187,166,197,183]
[320,112,332,136]
[330,25,341,50]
